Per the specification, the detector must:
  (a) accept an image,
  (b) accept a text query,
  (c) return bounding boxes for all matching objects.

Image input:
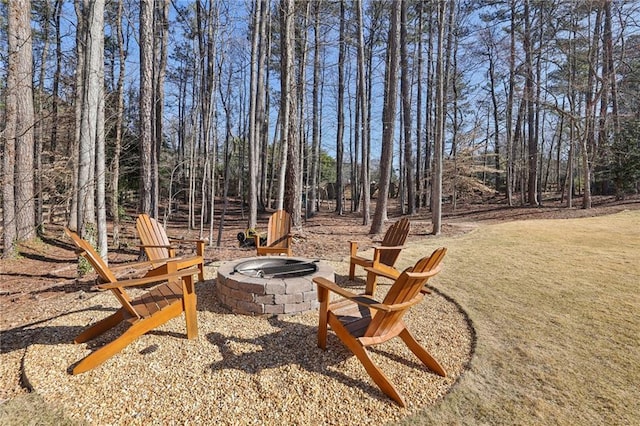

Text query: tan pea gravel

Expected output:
[11,261,473,425]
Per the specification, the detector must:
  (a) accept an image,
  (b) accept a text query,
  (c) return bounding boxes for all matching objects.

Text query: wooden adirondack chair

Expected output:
[255,210,293,256]
[349,217,410,294]
[364,244,444,296]
[136,213,206,282]
[65,228,199,375]
[314,247,447,407]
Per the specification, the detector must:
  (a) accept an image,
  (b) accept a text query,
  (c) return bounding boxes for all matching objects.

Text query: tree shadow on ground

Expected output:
[207,315,395,404]
[0,306,114,355]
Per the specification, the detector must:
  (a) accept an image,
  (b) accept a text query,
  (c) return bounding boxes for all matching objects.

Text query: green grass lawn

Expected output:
[397,210,640,425]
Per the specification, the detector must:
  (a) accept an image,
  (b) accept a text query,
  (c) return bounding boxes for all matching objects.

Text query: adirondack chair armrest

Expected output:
[364,264,400,281]
[257,234,292,248]
[372,245,406,251]
[405,264,443,279]
[97,267,200,290]
[109,258,164,273]
[168,238,208,244]
[372,294,424,312]
[314,277,394,311]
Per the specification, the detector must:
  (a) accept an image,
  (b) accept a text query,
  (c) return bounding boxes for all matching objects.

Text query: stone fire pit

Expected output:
[216,257,334,315]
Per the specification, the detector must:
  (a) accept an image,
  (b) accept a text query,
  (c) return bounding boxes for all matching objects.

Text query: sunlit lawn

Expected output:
[396,209,640,425]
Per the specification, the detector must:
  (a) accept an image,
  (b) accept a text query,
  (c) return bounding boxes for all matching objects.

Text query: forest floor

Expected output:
[2,193,639,332]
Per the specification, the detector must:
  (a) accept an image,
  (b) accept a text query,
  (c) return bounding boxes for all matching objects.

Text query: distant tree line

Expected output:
[2,0,639,258]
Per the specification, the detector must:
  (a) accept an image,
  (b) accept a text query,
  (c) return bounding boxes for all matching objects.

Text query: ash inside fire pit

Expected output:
[233,258,318,278]
[216,256,334,316]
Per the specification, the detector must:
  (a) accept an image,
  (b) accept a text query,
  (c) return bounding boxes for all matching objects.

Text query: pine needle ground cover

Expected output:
[398,209,640,425]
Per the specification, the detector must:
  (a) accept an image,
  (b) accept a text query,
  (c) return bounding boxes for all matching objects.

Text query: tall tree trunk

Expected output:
[248,0,262,229]
[2,1,36,256]
[335,0,346,215]
[256,0,269,214]
[77,0,105,256]
[582,4,603,209]
[431,0,446,235]
[92,1,106,257]
[424,9,434,210]
[35,0,50,231]
[400,0,415,215]
[486,31,501,191]
[296,3,310,219]
[310,0,322,218]
[506,0,516,206]
[139,0,154,215]
[50,0,62,158]
[370,0,400,235]
[415,1,424,211]
[280,0,299,229]
[10,1,35,240]
[356,0,370,225]
[69,1,85,232]
[110,0,126,247]
[153,0,169,219]
[524,0,538,206]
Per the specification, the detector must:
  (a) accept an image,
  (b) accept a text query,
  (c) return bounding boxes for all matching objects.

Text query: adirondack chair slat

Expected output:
[65,228,199,375]
[314,247,447,407]
[255,210,293,256]
[136,214,205,282]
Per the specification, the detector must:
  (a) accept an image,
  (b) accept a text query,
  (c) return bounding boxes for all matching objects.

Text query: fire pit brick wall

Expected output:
[216,257,335,315]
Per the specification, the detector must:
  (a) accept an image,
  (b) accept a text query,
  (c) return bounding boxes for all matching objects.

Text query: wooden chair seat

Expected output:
[65,228,199,375]
[314,247,447,407]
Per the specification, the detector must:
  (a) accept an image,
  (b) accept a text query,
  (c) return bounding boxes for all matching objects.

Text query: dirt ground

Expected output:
[2,194,638,332]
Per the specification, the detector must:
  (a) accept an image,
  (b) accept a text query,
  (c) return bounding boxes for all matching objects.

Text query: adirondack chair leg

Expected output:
[72,302,184,375]
[399,328,446,377]
[365,272,378,295]
[328,315,406,407]
[181,276,198,339]
[197,265,205,282]
[348,262,356,280]
[348,242,358,280]
[316,287,330,350]
[74,309,126,344]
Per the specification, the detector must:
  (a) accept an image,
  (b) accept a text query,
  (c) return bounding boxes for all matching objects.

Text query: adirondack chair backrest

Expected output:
[136,213,172,261]
[365,247,447,338]
[266,210,292,248]
[378,218,411,267]
[65,228,140,319]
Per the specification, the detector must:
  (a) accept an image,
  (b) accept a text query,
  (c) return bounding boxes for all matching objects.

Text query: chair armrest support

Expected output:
[349,241,360,257]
